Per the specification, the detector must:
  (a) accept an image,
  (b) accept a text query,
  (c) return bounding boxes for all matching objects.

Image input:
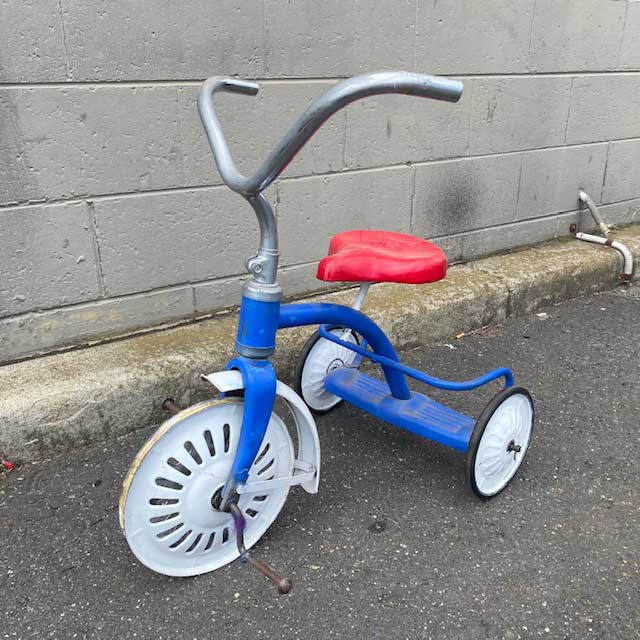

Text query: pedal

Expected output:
[229,503,292,595]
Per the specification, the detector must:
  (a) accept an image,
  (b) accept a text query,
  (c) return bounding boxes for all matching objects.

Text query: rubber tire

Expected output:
[465,386,535,500]
[293,327,360,416]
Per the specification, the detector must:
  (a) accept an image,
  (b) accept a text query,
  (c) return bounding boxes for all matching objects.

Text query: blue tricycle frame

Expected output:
[228,297,514,488]
[120,71,535,590]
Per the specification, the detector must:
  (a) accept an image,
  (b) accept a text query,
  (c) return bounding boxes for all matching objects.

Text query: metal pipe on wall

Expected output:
[574,232,634,282]
[574,190,634,282]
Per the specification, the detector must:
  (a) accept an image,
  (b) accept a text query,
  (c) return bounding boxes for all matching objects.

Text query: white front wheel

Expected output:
[119,399,294,576]
[466,387,534,499]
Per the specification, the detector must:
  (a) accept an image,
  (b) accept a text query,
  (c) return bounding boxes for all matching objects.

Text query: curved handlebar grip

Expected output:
[383,73,463,102]
[198,71,463,196]
[214,77,260,96]
[197,77,260,192]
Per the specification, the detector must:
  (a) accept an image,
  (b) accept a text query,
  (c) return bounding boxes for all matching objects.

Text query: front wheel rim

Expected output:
[120,400,293,576]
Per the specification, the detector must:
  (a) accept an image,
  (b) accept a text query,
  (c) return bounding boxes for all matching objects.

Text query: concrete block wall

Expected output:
[2,0,640,363]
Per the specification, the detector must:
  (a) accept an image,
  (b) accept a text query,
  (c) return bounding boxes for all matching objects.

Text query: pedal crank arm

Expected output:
[229,503,292,595]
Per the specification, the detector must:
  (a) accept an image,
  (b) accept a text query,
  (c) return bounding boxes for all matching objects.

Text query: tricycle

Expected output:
[119,71,534,593]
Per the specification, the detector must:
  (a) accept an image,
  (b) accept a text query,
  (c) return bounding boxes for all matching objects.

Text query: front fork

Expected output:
[220,285,281,508]
[219,355,277,510]
[223,282,375,503]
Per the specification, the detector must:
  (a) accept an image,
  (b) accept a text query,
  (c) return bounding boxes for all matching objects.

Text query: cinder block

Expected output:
[552,210,579,236]
[620,2,640,70]
[596,198,640,228]
[179,80,346,187]
[0,0,68,82]
[264,0,415,77]
[344,86,470,169]
[469,77,572,154]
[430,235,464,265]
[0,92,43,206]
[0,86,184,205]
[0,202,100,318]
[193,276,245,314]
[602,139,640,204]
[61,0,265,81]
[415,0,534,74]
[567,76,640,144]
[276,166,413,265]
[0,286,194,364]
[461,216,558,262]
[517,144,608,219]
[92,186,258,296]
[528,0,626,72]
[278,262,343,299]
[413,154,521,238]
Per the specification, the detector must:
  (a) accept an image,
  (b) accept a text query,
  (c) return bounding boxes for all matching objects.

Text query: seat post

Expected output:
[352,283,371,311]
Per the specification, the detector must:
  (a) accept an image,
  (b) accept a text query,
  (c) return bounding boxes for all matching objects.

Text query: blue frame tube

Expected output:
[279,303,411,400]
[318,325,514,390]
[235,295,280,357]
[223,300,513,501]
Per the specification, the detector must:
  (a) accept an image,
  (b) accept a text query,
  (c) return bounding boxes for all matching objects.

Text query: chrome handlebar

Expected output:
[197,71,463,197]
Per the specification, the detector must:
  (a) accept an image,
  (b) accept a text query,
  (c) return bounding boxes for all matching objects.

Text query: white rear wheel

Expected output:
[119,399,293,576]
[294,328,359,414]
[466,388,534,499]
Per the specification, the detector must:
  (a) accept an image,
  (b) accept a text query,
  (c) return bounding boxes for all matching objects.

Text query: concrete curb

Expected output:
[2,225,639,461]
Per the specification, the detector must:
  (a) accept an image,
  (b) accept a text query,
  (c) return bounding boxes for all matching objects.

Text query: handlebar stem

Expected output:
[245,193,278,285]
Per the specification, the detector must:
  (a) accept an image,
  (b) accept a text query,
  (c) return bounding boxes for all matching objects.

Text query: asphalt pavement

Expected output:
[1,287,639,639]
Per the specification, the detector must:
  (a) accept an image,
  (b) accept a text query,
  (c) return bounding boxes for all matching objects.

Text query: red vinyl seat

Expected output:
[316,230,447,284]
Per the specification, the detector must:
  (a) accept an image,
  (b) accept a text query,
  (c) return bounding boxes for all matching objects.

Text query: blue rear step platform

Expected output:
[324,368,475,452]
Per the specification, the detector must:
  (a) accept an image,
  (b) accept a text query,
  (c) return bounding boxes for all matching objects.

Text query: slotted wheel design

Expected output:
[119,398,294,577]
[294,328,359,414]
[466,387,534,499]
